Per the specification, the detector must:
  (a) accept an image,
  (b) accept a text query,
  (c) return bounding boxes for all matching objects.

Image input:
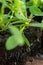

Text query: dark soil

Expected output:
[0,20,43,65]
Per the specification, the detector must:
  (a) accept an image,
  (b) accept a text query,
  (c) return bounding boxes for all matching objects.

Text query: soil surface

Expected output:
[25,59,43,65]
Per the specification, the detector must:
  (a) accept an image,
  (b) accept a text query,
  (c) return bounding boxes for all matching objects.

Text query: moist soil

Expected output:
[0,17,43,65]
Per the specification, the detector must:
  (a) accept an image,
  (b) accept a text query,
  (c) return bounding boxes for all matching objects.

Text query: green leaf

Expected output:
[8,26,24,44]
[14,0,27,20]
[23,34,30,47]
[41,20,43,23]
[6,25,25,50]
[41,0,43,3]
[26,0,43,8]
[29,6,43,16]
[23,22,43,29]
[41,20,43,30]
[15,13,28,21]
[9,26,24,45]
[33,0,38,6]
[26,0,33,8]
[29,22,43,28]
[6,36,19,50]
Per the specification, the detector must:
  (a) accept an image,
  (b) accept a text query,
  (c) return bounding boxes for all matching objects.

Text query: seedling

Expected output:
[0,0,43,50]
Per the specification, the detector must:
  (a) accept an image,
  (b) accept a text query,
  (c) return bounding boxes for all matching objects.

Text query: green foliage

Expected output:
[26,0,43,16]
[6,26,24,50]
[0,0,43,50]
[29,6,43,16]
[26,0,43,7]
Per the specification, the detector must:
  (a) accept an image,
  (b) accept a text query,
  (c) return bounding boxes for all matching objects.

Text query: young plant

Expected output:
[0,0,43,50]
